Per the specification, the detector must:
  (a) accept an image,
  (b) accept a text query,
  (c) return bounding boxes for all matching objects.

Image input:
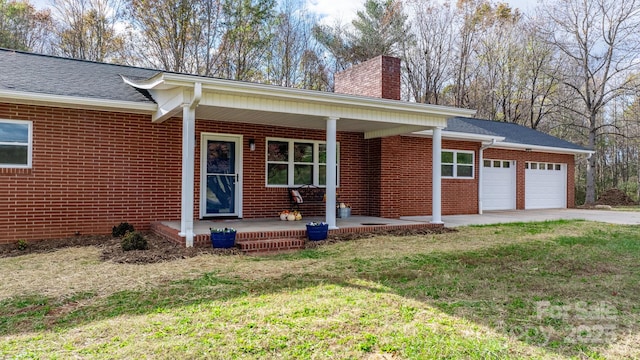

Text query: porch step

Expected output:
[237,238,305,254]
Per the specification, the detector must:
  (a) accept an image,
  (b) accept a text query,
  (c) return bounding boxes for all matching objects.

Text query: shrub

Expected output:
[112,222,135,237]
[16,239,28,251]
[121,231,148,251]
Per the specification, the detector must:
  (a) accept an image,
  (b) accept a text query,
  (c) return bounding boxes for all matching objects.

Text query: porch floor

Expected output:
[151,216,439,250]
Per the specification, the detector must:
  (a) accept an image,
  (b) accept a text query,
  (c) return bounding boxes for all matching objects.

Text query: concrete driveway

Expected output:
[403,209,640,227]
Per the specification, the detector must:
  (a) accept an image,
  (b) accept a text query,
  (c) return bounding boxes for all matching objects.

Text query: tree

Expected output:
[52,0,125,62]
[314,0,411,69]
[402,0,456,104]
[216,0,276,81]
[125,0,199,72]
[541,0,640,203]
[264,0,319,87]
[0,0,52,52]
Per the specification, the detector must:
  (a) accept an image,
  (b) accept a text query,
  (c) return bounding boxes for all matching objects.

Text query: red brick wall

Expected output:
[0,103,182,243]
[367,136,402,217]
[194,121,368,219]
[484,148,576,209]
[334,56,401,100]
[395,137,481,217]
[0,101,577,243]
[375,137,577,217]
[0,103,370,243]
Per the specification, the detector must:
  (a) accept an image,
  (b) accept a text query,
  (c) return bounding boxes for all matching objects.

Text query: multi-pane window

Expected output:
[484,160,512,168]
[266,138,339,186]
[442,150,474,178]
[525,162,563,171]
[0,120,32,168]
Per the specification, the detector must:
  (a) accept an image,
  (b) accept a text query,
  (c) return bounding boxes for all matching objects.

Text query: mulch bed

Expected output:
[594,188,637,206]
[0,226,454,264]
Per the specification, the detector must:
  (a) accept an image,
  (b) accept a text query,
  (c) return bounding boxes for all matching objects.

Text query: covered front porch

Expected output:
[125,72,475,248]
[151,216,442,253]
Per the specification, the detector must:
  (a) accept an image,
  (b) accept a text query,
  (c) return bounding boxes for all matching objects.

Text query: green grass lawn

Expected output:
[1,221,638,359]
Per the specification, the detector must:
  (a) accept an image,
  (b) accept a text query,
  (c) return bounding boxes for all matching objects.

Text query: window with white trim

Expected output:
[266,138,339,187]
[442,150,474,178]
[0,120,32,168]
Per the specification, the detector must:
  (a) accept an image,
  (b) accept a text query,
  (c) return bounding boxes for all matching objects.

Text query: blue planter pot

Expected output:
[211,232,236,248]
[306,224,328,241]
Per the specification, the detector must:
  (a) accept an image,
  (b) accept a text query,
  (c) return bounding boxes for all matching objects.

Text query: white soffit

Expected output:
[123,73,477,132]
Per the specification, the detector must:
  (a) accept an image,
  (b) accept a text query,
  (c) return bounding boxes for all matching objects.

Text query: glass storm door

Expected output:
[201,135,242,217]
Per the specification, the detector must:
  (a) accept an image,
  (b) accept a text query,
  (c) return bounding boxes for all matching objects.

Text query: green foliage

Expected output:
[16,239,28,251]
[120,231,148,251]
[0,0,52,51]
[313,0,410,66]
[112,222,135,237]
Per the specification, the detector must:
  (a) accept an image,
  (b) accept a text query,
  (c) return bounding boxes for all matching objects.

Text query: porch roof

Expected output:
[123,73,476,139]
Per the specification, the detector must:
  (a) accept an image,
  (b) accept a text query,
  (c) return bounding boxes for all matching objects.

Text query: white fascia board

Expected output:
[492,142,594,155]
[145,73,478,119]
[411,129,505,143]
[0,89,157,114]
[150,87,185,123]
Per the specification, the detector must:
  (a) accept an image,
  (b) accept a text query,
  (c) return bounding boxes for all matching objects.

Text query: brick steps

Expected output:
[237,238,305,254]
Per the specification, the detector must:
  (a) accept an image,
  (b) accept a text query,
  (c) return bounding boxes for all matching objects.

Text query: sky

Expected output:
[33,0,537,21]
[307,0,538,25]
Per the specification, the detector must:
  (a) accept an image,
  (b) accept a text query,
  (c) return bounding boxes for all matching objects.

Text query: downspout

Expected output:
[478,139,497,215]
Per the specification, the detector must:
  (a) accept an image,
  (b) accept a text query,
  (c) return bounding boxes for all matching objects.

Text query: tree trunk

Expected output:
[585,127,597,204]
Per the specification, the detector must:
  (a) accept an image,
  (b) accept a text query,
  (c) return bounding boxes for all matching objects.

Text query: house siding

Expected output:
[0,102,577,244]
[0,103,371,243]
[0,103,182,243]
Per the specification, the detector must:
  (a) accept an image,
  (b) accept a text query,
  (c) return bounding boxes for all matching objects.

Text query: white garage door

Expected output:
[525,162,567,209]
[482,159,516,211]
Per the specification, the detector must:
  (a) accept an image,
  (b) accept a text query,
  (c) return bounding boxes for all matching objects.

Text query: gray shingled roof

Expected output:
[446,117,590,151]
[0,49,592,153]
[0,48,159,103]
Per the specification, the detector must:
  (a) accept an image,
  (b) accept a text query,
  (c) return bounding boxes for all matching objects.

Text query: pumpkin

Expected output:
[295,213,302,221]
[287,213,296,221]
[280,213,288,220]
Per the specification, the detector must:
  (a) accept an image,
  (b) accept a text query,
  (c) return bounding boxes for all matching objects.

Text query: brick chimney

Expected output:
[334,55,401,100]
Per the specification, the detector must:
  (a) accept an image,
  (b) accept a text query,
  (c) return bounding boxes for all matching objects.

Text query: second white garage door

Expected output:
[482,159,516,211]
[525,162,567,209]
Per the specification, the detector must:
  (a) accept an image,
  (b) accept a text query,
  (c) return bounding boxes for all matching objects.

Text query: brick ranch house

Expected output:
[0,49,591,246]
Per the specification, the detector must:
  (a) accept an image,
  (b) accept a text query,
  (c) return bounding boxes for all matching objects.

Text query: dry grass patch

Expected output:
[0,220,638,359]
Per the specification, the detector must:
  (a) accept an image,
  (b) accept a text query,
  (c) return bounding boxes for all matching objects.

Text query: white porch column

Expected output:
[431,127,443,224]
[325,117,338,229]
[179,104,196,246]
[179,83,201,247]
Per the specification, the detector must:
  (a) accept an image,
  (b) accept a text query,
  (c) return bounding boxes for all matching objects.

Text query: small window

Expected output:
[531,163,538,170]
[483,160,491,167]
[547,164,554,171]
[0,120,32,168]
[503,161,510,168]
[525,162,529,169]
[442,150,474,178]
[493,160,501,168]
[555,164,561,171]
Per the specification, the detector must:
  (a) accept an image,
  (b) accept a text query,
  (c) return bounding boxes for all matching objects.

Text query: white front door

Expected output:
[482,159,516,211]
[525,162,567,209]
[200,134,243,217]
